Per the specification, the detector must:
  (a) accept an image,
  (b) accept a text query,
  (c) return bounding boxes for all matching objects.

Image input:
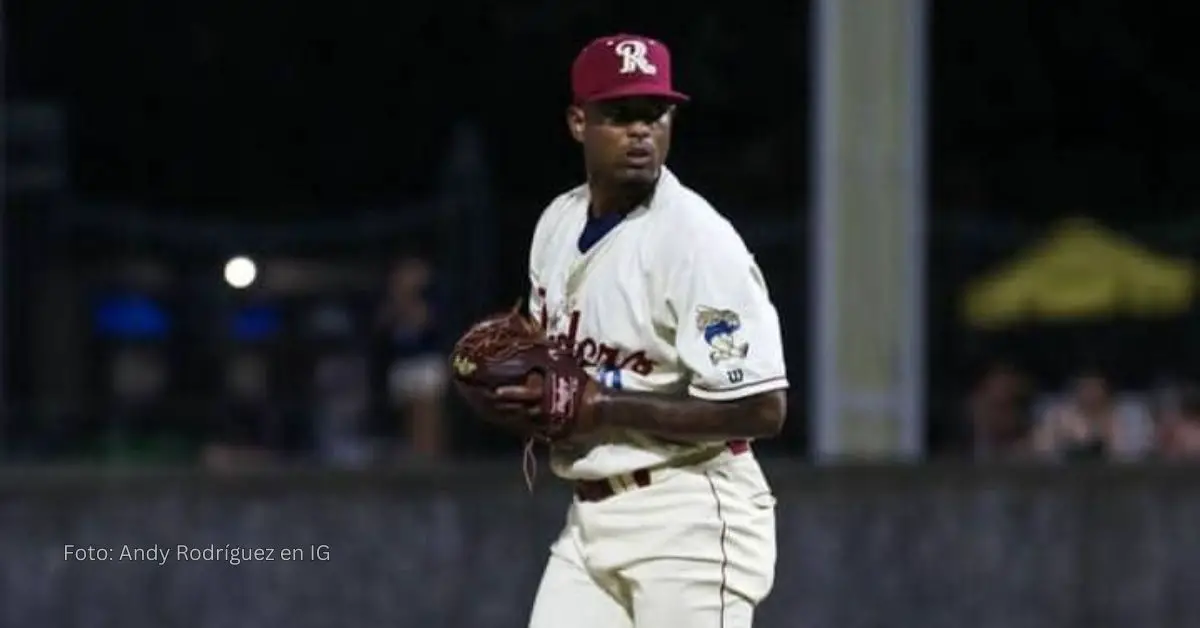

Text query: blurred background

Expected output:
[3,0,1200,626]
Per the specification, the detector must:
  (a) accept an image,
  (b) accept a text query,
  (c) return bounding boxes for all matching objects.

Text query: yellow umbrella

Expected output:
[963,217,1197,329]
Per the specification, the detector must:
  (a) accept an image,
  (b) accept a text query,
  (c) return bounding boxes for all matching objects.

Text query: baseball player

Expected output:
[479,34,788,628]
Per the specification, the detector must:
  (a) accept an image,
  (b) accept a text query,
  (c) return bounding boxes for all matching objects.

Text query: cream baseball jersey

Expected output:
[527,167,788,480]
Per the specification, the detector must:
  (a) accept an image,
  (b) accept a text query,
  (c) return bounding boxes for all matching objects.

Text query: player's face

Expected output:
[568,97,675,186]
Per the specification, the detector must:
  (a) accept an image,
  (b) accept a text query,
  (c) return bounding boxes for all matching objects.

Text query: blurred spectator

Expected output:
[1149,375,1186,420]
[309,302,375,468]
[1156,386,1200,460]
[101,344,190,463]
[1032,369,1155,462]
[202,352,282,471]
[963,362,1033,460]
[375,257,448,461]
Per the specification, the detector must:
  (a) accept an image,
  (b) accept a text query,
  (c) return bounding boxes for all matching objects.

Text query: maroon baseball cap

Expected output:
[571,34,690,104]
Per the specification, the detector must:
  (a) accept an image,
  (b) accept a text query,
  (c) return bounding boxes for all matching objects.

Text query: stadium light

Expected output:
[223,256,258,289]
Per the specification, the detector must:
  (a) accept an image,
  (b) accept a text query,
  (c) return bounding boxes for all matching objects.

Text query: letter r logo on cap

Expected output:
[614,39,658,76]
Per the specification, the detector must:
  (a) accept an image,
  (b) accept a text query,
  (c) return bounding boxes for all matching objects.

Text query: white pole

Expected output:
[0,7,9,429]
[898,0,929,458]
[809,0,843,462]
[809,0,929,461]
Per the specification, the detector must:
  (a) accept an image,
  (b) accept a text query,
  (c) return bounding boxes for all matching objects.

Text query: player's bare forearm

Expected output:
[589,387,786,442]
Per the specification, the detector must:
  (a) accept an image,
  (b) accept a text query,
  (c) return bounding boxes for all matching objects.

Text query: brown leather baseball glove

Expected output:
[449,303,595,443]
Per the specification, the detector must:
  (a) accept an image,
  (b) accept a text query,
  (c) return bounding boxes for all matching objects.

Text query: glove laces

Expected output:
[521,438,539,493]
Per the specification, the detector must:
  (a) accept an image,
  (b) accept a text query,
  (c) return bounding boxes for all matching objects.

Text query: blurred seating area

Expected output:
[1,247,461,470]
[930,217,1200,462]
[8,105,1200,466]
[6,0,1199,466]
[4,198,1200,468]
[948,361,1200,462]
[7,98,1200,467]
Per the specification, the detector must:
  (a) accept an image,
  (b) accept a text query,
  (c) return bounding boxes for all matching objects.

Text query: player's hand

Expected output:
[455,384,540,434]
[493,376,601,435]
[491,381,544,413]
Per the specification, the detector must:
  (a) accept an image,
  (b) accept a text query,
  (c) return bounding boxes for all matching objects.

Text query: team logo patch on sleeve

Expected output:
[696,306,750,365]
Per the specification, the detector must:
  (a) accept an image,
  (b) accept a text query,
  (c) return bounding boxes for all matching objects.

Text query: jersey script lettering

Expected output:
[535,287,656,376]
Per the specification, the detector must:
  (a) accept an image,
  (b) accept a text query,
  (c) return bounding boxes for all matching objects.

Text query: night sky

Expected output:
[8,0,1196,221]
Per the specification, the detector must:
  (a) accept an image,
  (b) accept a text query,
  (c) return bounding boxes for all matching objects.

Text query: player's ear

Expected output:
[566,105,586,143]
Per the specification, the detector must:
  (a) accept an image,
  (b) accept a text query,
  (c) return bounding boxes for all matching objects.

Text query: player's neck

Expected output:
[587,179,656,218]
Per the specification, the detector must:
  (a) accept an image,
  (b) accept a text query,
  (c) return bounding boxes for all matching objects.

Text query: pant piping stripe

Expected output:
[704,471,730,628]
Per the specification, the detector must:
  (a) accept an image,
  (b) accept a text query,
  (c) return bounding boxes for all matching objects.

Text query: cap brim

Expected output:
[581,84,690,104]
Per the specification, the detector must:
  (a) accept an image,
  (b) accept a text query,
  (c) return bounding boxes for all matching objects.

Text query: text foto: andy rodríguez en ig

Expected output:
[64,544,331,565]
